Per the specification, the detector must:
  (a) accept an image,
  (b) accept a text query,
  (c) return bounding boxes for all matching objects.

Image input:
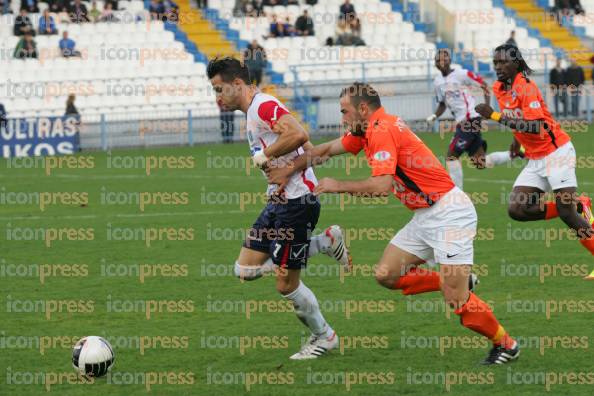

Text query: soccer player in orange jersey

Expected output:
[474,44,594,256]
[267,82,519,364]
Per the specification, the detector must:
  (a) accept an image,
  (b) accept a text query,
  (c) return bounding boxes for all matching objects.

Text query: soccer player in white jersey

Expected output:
[207,57,352,359]
[426,48,517,190]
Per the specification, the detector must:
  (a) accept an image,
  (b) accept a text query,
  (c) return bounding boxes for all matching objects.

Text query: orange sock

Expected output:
[393,267,441,295]
[544,201,558,220]
[580,237,594,255]
[455,293,515,349]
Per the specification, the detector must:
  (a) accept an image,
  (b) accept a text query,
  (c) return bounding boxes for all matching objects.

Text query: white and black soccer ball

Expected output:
[72,336,115,378]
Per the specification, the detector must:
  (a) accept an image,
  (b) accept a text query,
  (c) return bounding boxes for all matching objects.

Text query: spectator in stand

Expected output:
[282,17,295,36]
[570,0,585,14]
[269,14,283,37]
[564,59,585,117]
[295,9,314,36]
[14,9,35,36]
[162,0,179,22]
[65,95,80,117]
[89,1,100,22]
[13,32,37,59]
[196,0,208,8]
[217,98,234,144]
[49,0,70,22]
[305,0,317,5]
[252,0,264,16]
[59,31,82,57]
[69,0,89,23]
[549,59,567,118]
[505,30,517,47]
[20,0,39,13]
[339,0,356,22]
[149,0,165,20]
[38,9,58,35]
[243,39,267,86]
[100,2,119,22]
[350,16,361,37]
[0,102,6,135]
[1,0,11,15]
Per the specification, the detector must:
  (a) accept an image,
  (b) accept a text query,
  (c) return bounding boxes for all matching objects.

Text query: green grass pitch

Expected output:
[0,124,592,395]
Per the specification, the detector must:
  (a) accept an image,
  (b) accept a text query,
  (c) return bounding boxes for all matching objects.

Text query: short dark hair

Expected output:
[435,48,451,60]
[207,57,251,84]
[494,44,533,76]
[339,82,381,109]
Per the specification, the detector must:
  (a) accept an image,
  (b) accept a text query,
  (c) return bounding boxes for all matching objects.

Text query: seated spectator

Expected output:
[100,2,119,22]
[1,0,11,15]
[305,0,317,5]
[68,0,90,23]
[282,17,295,36]
[339,0,356,22]
[38,9,58,35]
[48,0,70,22]
[14,9,35,36]
[0,102,6,134]
[350,16,361,37]
[14,32,37,59]
[252,0,264,16]
[269,14,283,37]
[89,1,100,22]
[295,9,314,36]
[20,0,39,13]
[59,31,82,57]
[335,19,364,46]
[149,0,165,20]
[162,0,179,22]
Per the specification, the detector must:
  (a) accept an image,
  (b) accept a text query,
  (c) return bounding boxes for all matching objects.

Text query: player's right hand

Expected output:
[426,114,437,123]
[265,163,291,191]
[509,138,522,158]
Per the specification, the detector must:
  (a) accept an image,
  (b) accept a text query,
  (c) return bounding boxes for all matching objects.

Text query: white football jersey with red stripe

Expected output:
[246,92,317,199]
[433,68,484,123]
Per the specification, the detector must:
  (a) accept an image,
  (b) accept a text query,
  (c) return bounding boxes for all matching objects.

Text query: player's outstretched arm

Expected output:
[266,137,347,187]
[314,175,393,197]
[475,104,543,134]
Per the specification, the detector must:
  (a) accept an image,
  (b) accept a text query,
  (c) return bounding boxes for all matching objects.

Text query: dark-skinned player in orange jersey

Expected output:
[474,44,594,257]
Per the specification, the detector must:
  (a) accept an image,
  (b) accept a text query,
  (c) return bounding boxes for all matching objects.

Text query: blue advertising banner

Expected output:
[0,116,81,158]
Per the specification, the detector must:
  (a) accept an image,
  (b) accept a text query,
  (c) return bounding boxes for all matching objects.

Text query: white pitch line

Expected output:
[0,204,404,221]
[466,178,594,186]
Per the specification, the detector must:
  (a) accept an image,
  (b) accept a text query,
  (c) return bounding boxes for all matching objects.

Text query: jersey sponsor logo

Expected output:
[373,151,391,161]
[529,101,541,109]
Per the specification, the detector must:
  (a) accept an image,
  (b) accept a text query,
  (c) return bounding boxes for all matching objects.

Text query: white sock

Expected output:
[485,151,512,168]
[234,259,276,280]
[283,281,334,338]
[308,232,331,257]
[446,160,464,190]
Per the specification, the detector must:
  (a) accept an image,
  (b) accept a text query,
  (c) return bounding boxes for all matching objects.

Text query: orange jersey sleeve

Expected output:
[366,123,399,177]
[341,133,364,155]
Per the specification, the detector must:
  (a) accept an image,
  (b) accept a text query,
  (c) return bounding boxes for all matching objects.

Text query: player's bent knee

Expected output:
[375,264,397,289]
[234,261,262,281]
[508,204,527,221]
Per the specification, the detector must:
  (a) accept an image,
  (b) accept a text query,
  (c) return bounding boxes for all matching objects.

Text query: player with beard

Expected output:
[267,82,520,364]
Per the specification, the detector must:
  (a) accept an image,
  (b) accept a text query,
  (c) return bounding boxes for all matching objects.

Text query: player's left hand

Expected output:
[475,104,494,119]
[314,178,340,196]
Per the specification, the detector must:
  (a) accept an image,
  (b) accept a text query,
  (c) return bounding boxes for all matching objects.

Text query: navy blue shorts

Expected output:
[448,118,487,157]
[243,194,321,269]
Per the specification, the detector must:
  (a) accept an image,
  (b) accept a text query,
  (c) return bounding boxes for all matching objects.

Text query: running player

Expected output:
[267,82,519,364]
[474,44,594,255]
[207,57,352,359]
[427,48,517,189]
